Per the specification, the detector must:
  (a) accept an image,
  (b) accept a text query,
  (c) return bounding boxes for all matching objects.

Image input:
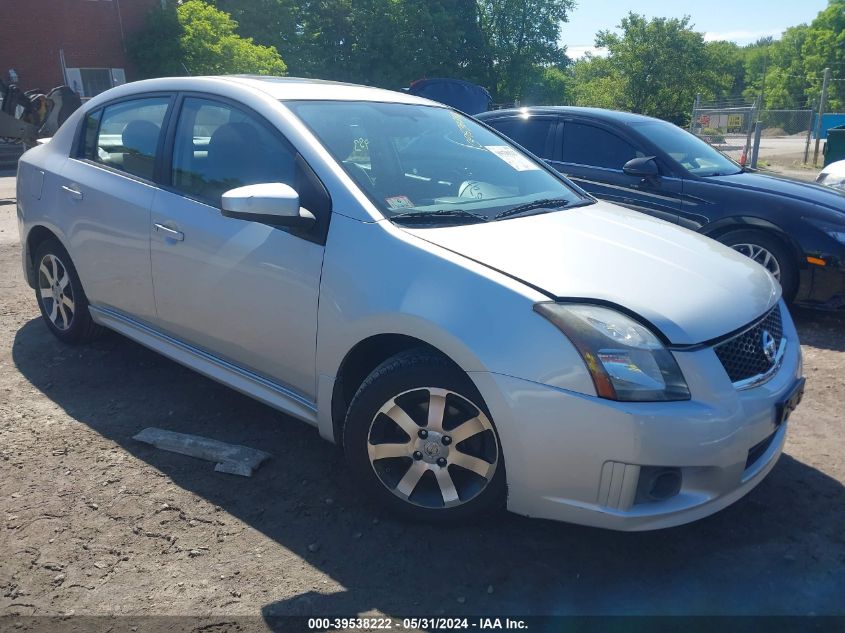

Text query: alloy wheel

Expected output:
[730,243,782,281]
[38,253,76,331]
[366,387,498,509]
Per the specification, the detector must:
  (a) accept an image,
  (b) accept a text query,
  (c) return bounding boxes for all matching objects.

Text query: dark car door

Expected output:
[482,114,559,160]
[547,118,684,224]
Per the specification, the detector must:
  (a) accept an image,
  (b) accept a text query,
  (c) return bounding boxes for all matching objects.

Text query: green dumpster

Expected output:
[823,124,845,166]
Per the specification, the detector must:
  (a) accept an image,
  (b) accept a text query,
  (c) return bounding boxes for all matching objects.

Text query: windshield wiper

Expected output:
[389,209,489,224]
[493,198,575,220]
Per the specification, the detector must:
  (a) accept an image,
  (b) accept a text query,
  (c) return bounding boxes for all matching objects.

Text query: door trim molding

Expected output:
[89,306,318,425]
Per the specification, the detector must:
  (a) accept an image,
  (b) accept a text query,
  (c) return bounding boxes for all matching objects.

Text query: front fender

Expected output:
[314,214,596,441]
[701,215,806,262]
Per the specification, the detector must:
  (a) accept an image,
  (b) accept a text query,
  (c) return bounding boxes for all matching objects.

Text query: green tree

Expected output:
[704,40,747,103]
[128,4,185,78]
[798,0,845,110]
[129,0,287,78]
[521,65,570,105]
[569,54,624,109]
[477,0,575,100]
[577,13,712,123]
[211,0,303,73]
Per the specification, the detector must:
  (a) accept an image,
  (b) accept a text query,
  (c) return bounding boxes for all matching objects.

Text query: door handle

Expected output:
[61,184,83,201]
[153,223,185,241]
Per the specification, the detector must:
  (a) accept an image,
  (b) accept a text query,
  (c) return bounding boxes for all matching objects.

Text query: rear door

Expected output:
[548,118,684,224]
[148,94,329,399]
[60,95,173,322]
[483,115,558,160]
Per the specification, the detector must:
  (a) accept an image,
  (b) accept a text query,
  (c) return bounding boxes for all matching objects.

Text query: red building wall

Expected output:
[0,0,160,93]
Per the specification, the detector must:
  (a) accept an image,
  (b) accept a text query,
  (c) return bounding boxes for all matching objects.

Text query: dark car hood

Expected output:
[705,171,845,213]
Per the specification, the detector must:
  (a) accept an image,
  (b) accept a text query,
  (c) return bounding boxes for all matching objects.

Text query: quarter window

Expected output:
[92,97,170,180]
[170,98,298,205]
[562,122,639,170]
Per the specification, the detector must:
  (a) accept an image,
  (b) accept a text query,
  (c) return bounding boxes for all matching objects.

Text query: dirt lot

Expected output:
[0,171,843,625]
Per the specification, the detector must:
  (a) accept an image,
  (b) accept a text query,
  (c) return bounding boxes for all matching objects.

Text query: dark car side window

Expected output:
[487,117,556,159]
[562,121,640,170]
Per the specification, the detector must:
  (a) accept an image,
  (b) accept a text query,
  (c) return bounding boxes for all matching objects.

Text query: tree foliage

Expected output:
[131,0,574,102]
[572,14,718,123]
[129,0,845,117]
[129,0,287,79]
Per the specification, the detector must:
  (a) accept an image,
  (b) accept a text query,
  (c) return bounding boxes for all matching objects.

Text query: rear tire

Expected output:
[718,230,798,303]
[343,349,506,523]
[33,238,102,344]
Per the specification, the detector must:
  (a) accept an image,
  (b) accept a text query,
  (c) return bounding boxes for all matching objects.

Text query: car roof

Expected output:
[94,75,441,107]
[477,106,662,125]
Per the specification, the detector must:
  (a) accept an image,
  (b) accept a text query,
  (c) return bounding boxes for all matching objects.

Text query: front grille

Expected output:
[714,306,783,384]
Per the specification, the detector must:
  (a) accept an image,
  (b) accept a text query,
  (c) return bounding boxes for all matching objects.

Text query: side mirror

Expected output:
[623,156,659,178]
[221,183,315,229]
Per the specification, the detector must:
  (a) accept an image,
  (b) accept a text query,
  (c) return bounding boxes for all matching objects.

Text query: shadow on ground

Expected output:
[11,317,845,620]
[792,307,845,352]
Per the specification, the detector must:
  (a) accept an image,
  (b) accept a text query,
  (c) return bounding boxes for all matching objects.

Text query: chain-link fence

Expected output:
[690,99,818,172]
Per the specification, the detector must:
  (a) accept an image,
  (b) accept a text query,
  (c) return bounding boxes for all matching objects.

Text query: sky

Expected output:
[560,0,831,58]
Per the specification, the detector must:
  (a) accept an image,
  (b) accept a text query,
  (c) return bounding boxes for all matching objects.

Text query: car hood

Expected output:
[705,171,845,210]
[403,202,780,345]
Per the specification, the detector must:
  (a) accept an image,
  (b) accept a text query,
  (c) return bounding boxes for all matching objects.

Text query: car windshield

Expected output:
[285,101,587,222]
[631,120,742,177]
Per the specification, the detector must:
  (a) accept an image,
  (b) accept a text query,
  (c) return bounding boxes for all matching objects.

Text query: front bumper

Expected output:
[470,307,803,531]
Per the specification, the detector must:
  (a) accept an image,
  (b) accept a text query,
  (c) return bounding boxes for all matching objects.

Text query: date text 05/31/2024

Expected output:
[307,617,529,630]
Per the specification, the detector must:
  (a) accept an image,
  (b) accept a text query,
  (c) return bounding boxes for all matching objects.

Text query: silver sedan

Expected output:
[16,76,803,529]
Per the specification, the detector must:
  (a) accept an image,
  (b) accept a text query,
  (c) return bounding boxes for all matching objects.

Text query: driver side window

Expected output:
[170,97,297,206]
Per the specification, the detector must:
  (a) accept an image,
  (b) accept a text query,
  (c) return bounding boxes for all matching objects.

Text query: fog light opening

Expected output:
[647,468,682,501]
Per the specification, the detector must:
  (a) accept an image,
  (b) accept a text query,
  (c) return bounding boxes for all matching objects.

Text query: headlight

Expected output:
[534,303,690,402]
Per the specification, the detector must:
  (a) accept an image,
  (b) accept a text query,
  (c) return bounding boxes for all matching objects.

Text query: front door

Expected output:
[149,96,328,399]
[549,119,684,225]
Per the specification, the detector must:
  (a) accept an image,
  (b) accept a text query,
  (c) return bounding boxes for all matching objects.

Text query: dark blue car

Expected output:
[478,106,845,308]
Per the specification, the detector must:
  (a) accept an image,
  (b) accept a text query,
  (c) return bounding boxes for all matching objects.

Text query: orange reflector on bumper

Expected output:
[806,256,827,267]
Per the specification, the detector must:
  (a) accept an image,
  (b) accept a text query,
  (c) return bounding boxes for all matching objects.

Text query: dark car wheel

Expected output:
[343,349,506,523]
[718,230,798,303]
[34,239,102,344]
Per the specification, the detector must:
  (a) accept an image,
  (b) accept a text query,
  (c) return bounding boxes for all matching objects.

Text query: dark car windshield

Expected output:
[285,101,586,221]
[632,120,742,177]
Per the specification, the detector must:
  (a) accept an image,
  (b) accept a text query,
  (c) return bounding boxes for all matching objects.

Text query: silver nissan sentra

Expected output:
[16,76,804,529]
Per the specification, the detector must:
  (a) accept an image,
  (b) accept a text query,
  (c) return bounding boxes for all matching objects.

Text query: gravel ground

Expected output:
[1,172,843,624]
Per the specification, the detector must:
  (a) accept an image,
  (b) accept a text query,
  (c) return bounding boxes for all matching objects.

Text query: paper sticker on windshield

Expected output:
[385,195,414,209]
[484,145,540,171]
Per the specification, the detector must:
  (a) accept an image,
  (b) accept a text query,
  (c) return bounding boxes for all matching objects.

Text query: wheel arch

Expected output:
[24,224,66,288]
[329,333,466,446]
[700,216,805,267]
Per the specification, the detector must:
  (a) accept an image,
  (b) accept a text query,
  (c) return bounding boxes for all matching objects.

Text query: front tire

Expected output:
[718,230,798,303]
[343,349,505,523]
[34,239,102,344]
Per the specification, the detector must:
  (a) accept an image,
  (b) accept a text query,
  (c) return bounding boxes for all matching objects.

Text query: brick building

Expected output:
[0,0,163,98]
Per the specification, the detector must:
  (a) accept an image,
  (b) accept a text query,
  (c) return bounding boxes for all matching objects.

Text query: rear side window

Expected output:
[488,117,556,158]
[562,121,640,169]
[93,97,170,180]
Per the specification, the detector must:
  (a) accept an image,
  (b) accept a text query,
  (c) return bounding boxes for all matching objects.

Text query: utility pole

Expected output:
[804,97,817,164]
[689,93,701,133]
[813,67,831,166]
